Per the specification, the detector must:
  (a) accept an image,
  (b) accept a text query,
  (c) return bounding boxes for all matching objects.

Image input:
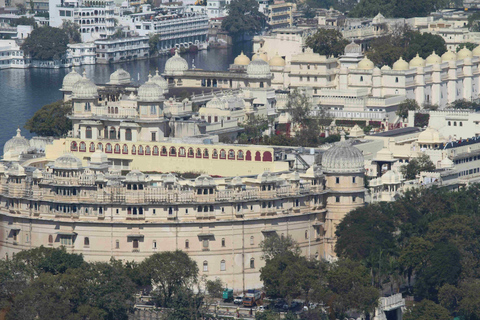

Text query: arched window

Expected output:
[220,260,226,271]
[109,127,116,140]
[228,149,235,159]
[250,258,255,269]
[203,149,209,158]
[105,143,112,153]
[188,147,194,158]
[89,142,95,152]
[250,236,254,245]
[97,143,103,151]
[237,150,244,160]
[84,237,90,246]
[131,145,136,154]
[196,148,202,158]
[71,141,78,151]
[153,146,159,155]
[79,141,86,152]
[122,144,128,154]
[203,261,208,272]
[48,235,53,244]
[145,146,151,155]
[179,147,186,157]
[255,151,261,161]
[138,145,144,155]
[246,150,252,161]
[221,238,226,247]
[161,146,167,156]
[114,144,120,154]
[185,239,189,249]
[86,126,92,139]
[220,149,226,159]
[212,149,218,159]
[170,147,176,156]
[263,151,273,162]
[125,128,132,141]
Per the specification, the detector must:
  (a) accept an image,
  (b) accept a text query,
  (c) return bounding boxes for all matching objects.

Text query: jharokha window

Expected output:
[203,149,209,158]
[212,149,218,159]
[170,147,176,156]
[161,146,167,156]
[89,142,95,152]
[153,146,159,156]
[188,148,194,158]
[179,147,186,157]
[220,149,226,159]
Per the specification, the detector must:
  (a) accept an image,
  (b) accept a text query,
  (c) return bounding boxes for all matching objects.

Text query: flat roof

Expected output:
[371,127,421,137]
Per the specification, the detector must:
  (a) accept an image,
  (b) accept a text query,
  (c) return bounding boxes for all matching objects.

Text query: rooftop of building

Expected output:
[371,127,422,137]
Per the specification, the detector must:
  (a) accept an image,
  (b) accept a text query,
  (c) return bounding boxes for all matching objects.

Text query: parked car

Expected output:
[234,296,243,305]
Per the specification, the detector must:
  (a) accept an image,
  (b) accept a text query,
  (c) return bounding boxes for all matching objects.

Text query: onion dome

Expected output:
[321,132,364,174]
[54,153,83,170]
[3,128,30,159]
[426,51,442,65]
[151,69,169,92]
[417,126,444,144]
[252,50,268,62]
[473,45,480,57]
[206,95,223,109]
[373,67,381,75]
[409,54,425,68]
[381,65,391,71]
[90,149,108,164]
[234,51,251,65]
[269,52,286,67]
[393,57,409,70]
[357,57,374,70]
[247,58,272,78]
[62,69,83,92]
[457,47,473,60]
[440,157,454,169]
[344,40,361,55]
[108,68,131,85]
[164,50,188,75]
[125,170,146,182]
[138,75,164,102]
[72,70,98,99]
[441,51,457,62]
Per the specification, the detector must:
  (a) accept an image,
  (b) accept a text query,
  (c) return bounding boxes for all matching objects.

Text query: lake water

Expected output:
[0,44,253,150]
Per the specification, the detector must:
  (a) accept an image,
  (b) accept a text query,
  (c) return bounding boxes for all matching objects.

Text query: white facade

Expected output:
[49,0,116,42]
[206,0,226,19]
[0,39,30,69]
[94,36,149,63]
[67,42,96,66]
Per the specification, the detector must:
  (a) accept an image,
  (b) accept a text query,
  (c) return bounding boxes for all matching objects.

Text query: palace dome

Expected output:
[381,170,401,184]
[473,45,480,57]
[90,149,108,164]
[247,58,271,78]
[125,170,146,182]
[206,95,224,109]
[344,40,361,55]
[164,51,188,75]
[269,53,286,67]
[108,68,131,85]
[425,51,442,65]
[417,126,444,144]
[442,51,457,62]
[62,69,83,92]
[381,65,391,71]
[3,128,30,159]
[321,132,364,173]
[234,51,250,65]
[393,57,409,70]
[409,54,426,68]
[138,75,164,101]
[357,57,374,70]
[151,69,169,91]
[54,153,83,170]
[457,47,473,60]
[72,71,98,99]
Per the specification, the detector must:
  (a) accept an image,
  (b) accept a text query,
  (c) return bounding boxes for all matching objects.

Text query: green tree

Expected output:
[396,99,419,119]
[260,234,301,261]
[61,21,81,44]
[403,32,447,61]
[349,0,450,18]
[205,278,224,299]
[221,0,265,40]
[439,280,480,320]
[468,12,480,32]
[238,116,269,144]
[149,33,161,55]
[21,26,69,60]
[324,259,380,319]
[306,29,349,57]
[450,99,480,110]
[403,299,450,320]
[141,251,199,307]
[10,16,36,27]
[400,154,435,180]
[24,100,72,137]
